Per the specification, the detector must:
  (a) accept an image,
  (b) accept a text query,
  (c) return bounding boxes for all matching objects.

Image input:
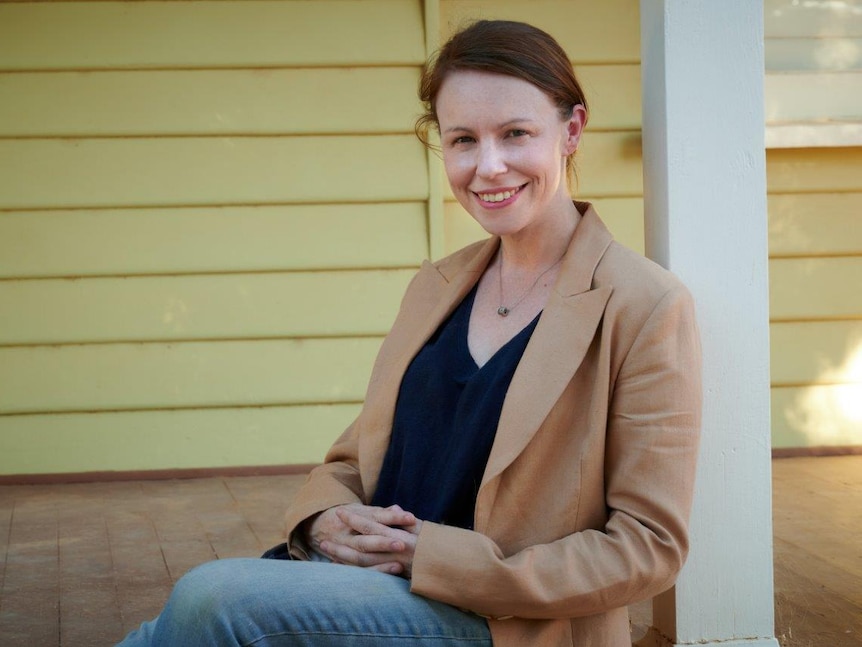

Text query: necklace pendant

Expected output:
[497,306,510,317]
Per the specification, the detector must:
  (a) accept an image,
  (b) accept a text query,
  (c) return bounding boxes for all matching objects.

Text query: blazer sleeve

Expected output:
[410,284,702,619]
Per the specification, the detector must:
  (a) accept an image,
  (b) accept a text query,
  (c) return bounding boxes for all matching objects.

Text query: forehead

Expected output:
[436,70,559,126]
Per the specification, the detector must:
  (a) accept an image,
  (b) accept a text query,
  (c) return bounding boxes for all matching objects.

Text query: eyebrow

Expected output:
[443,118,534,135]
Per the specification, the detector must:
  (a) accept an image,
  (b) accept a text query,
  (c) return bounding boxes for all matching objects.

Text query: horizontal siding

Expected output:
[0,135,428,209]
[767,148,862,194]
[441,0,640,63]
[0,65,641,137]
[0,68,421,137]
[765,38,862,72]
[769,193,862,257]
[772,385,862,449]
[765,72,862,123]
[0,405,361,474]
[0,338,382,415]
[0,0,430,474]
[767,142,862,448]
[0,270,414,345]
[771,321,862,386]
[0,1,426,70]
[578,64,641,131]
[0,203,429,278]
[765,0,862,38]
[770,258,862,321]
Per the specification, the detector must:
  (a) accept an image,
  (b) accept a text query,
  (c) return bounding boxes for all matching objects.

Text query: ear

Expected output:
[563,104,587,155]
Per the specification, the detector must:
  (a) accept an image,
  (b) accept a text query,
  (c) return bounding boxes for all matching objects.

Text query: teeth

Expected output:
[479,188,518,203]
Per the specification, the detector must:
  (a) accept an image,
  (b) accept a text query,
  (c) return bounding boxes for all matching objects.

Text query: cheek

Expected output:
[443,154,472,187]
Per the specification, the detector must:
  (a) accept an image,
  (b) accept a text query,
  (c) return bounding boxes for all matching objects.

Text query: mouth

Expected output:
[474,184,526,205]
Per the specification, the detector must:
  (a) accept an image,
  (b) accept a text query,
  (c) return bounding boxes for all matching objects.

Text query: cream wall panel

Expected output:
[0,404,360,475]
[578,65,642,131]
[769,193,862,256]
[771,321,862,386]
[770,257,862,320]
[0,204,428,278]
[0,1,425,70]
[0,338,382,415]
[0,135,427,209]
[765,38,862,72]
[765,72,862,123]
[0,68,421,137]
[441,132,643,201]
[0,270,414,345]
[767,148,862,193]
[441,0,640,63]
[772,385,862,448]
[765,0,862,38]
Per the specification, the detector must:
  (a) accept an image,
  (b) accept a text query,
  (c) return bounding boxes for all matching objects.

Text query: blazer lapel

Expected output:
[360,237,500,495]
[478,205,614,506]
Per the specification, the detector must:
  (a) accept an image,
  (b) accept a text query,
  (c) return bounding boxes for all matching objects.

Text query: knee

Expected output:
[165,559,254,625]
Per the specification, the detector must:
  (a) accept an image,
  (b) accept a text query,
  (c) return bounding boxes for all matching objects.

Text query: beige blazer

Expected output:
[285,203,702,647]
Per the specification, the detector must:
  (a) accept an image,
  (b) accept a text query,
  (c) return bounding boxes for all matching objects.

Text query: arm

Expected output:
[410,285,702,619]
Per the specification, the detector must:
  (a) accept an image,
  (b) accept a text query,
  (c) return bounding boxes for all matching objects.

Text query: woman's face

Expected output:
[435,70,585,240]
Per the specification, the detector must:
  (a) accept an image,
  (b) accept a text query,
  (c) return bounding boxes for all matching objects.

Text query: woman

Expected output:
[118,19,701,647]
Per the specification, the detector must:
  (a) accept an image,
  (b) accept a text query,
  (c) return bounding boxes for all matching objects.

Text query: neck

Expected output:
[498,200,580,271]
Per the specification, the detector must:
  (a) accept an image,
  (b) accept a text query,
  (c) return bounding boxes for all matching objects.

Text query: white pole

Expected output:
[637,1,779,646]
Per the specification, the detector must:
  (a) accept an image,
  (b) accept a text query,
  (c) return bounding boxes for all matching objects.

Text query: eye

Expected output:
[507,129,529,138]
[452,135,475,145]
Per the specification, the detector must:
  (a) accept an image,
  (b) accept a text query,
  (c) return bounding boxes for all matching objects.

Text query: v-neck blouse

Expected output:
[371,284,541,530]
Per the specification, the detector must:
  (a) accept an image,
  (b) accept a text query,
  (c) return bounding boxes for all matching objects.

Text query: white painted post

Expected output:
[637,2,780,646]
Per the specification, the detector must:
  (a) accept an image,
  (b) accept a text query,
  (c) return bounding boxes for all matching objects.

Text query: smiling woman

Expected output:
[116,20,702,647]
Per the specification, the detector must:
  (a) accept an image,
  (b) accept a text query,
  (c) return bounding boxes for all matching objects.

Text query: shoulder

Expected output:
[593,240,696,343]
[430,237,493,278]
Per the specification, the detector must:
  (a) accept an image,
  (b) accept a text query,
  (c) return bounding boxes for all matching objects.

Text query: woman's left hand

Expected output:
[319,504,423,578]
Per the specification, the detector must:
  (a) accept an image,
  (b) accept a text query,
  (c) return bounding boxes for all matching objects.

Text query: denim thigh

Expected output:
[116,558,492,647]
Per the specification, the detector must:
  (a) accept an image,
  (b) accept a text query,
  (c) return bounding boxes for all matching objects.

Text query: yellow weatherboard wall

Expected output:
[0,0,430,475]
[0,1,858,476]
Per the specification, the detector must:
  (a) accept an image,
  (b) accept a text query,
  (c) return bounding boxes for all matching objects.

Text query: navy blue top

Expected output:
[371,285,541,529]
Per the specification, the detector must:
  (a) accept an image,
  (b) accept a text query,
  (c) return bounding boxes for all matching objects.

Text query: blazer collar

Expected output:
[360,202,614,500]
[476,202,615,525]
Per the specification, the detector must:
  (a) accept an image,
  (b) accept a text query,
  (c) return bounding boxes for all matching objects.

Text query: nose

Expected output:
[476,141,507,178]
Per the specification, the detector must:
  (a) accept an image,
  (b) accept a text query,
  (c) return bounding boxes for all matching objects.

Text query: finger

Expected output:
[319,541,401,568]
[336,507,401,538]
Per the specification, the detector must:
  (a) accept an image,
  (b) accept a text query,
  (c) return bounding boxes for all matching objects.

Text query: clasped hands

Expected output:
[306,503,423,578]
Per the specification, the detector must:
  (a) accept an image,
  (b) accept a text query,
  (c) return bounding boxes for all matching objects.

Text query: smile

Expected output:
[475,185,525,203]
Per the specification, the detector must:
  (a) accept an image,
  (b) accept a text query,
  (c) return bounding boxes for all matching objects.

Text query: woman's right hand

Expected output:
[305,503,419,575]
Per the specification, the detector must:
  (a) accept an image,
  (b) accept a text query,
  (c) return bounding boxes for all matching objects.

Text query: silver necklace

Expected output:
[497,250,565,317]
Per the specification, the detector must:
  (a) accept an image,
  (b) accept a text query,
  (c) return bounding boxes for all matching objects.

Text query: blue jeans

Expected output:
[116,558,492,646]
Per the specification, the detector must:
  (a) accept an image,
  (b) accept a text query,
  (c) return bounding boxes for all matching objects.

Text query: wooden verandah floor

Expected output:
[0,455,859,646]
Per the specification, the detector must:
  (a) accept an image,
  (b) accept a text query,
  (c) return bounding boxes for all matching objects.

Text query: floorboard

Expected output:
[0,459,857,646]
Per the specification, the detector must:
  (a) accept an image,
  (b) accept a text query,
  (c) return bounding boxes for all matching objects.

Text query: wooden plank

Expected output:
[441,131,643,201]
[0,338,382,414]
[0,203,428,278]
[0,135,428,209]
[0,269,414,345]
[0,404,360,474]
[766,37,862,72]
[765,71,862,123]
[0,68,421,137]
[767,147,862,194]
[0,1,425,70]
[771,384,862,448]
[770,257,862,320]
[441,196,644,258]
[765,0,862,38]
[441,0,641,63]
[576,64,642,131]
[770,320,862,385]
[769,192,862,256]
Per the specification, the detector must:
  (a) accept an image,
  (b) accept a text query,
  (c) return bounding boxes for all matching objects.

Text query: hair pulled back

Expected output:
[416,20,589,182]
